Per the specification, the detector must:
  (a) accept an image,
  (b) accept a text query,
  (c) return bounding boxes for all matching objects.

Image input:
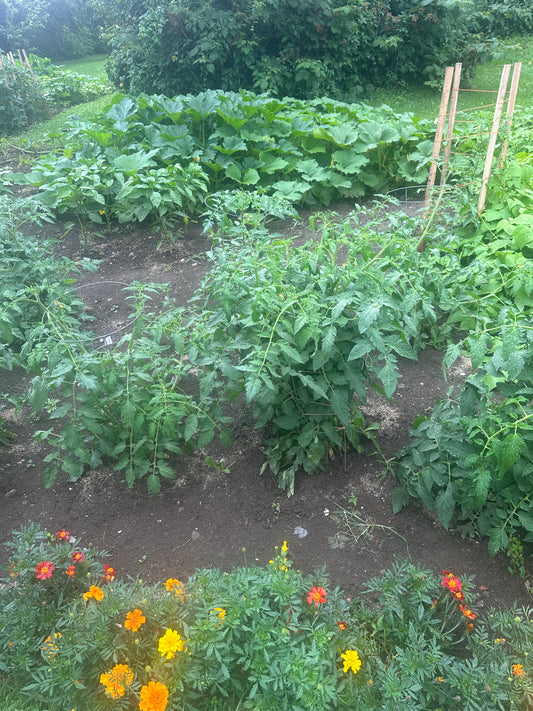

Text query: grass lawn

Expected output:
[368,35,532,118]
[54,53,108,78]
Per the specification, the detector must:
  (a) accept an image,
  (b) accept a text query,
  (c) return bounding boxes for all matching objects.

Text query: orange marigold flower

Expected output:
[35,561,54,580]
[512,664,525,678]
[165,578,185,599]
[65,565,77,577]
[71,551,85,563]
[83,585,104,602]
[307,586,327,606]
[459,604,476,620]
[337,620,348,631]
[139,680,169,711]
[56,529,70,541]
[42,632,62,659]
[100,663,134,699]
[436,676,444,682]
[103,563,117,581]
[124,608,146,632]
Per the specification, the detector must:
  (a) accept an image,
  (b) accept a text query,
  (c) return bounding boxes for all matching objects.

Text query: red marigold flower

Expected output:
[71,551,85,563]
[459,603,476,620]
[442,570,462,593]
[451,589,465,602]
[103,564,117,581]
[306,586,327,606]
[65,565,77,577]
[35,561,54,580]
[56,529,70,541]
[337,620,348,631]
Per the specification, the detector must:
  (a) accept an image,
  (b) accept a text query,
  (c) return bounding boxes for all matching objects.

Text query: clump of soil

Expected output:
[1,206,531,611]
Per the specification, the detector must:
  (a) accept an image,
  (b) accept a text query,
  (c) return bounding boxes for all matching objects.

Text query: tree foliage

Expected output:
[0,0,107,59]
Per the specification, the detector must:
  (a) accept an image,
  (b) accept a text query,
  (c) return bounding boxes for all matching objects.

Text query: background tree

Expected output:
[0,0,109,59]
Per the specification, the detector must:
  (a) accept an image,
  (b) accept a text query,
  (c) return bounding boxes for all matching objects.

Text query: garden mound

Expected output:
[0,205,531,609]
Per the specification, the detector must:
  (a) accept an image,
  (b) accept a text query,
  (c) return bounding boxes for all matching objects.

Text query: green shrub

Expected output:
[104,0,486,100]
[1,524,531,711]
[464,0,533,37]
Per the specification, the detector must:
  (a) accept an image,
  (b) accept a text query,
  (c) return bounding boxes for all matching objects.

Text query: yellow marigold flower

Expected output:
[341,649,362,674]
[281,540,288,554]
[124,608,146,632]
[158,629,187,660]
[99,663,134,699]
[165,578,185,600]
[83,585,104,602]
[211,607,226,620]
[139,681,168,711]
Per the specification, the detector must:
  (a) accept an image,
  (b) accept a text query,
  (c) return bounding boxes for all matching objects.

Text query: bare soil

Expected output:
[1,205,531,610]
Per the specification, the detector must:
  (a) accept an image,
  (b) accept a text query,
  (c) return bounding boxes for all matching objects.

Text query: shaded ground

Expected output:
[1,205,531,611]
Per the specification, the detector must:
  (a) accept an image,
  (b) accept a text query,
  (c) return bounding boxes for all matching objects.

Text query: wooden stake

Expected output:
[440,63,462,186]
[498,62,522,168]
[425,65,454,207]
[478,64,511,214]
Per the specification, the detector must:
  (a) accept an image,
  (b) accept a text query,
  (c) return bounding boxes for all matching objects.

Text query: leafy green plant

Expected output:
[8,91,434,229]
[0,195,98,366]
[20,283,231,494]
[394,318,533,556]
[191,202,462,493]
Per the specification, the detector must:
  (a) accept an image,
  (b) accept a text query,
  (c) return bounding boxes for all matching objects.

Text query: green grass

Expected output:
[54,53,108,79]
[368,34,533,118]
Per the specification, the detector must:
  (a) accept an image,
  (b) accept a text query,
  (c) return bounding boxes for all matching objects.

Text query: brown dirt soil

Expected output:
[1,205,532,611]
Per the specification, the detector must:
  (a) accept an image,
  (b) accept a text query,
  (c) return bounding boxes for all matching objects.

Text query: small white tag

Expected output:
[104,336,113,345]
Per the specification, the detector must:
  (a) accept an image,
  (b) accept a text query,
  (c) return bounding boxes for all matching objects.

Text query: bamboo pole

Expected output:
[424,65,454,207]
[477,63,511,214]
[440,63,462,186]
[498,62,522,168]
